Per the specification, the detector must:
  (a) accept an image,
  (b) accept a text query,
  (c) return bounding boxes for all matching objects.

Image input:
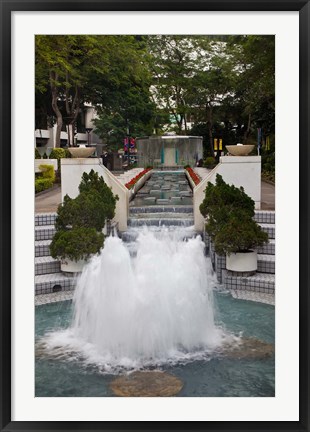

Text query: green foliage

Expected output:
[35,34,275,155]
[35,164,55,193]
[50,227,104,261]
[50,169,118,261]
[35,178,53,193]
[50,148,71,174]
[50,148,71,160]
[214,214,268,255]
[200,174,268,255]
[36,35,155,148]
[78,170,119,220]
[203,157,216,168]
[39,164,55,182]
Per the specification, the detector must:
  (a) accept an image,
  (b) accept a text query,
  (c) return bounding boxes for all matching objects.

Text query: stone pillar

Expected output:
[61,158,129,231]
[194,156,261,231]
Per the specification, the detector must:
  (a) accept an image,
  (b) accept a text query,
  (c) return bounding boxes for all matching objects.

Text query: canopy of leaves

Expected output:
[36,34,275,159]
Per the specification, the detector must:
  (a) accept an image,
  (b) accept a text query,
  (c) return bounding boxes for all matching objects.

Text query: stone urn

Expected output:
[226,144,255,156]
[68,145,95,158]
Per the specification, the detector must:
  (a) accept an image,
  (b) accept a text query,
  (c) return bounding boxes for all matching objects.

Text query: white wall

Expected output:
[61,158,129,231]
[194,156,261,230]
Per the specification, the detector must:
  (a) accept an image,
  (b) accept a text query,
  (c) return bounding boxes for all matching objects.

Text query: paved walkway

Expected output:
[35,176,275,213]
[35,185,61,213]
[261,181,275,210]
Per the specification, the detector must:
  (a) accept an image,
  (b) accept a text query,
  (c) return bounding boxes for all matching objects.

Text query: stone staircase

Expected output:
[35,213,76,295]
[122,204,198,243]
[114,168,144,185]
[209,210,275,295]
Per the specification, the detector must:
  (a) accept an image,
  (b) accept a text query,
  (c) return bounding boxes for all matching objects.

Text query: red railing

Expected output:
[185,167,200,185]
[125,168,152,189]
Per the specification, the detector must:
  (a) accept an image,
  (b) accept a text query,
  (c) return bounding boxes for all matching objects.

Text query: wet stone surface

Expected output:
[110,371,183,397]
[130,171,193,207]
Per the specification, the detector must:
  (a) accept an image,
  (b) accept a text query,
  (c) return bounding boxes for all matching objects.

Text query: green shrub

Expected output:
[50,169,118,262]
[39,164,55,182]
[55,192,111,232]
[213,213,268,255]
[78,170,118,221]
[35,178,53,193]
[200,174,268,255]
[50,227,104,261]
[35,164,55,193]
[50,148,71,160]
[50,148,71,174]
[203,156,216,169]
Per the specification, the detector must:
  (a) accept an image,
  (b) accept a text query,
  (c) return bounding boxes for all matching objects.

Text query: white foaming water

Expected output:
[42,227,231,371]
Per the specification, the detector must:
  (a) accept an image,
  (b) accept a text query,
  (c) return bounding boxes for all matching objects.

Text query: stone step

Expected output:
[35,240,52,257]
[35,256,61,276]
[257,239,275,255]
[128,212,194,220]
[129,205,193,214]
[230,290,274,306]
[35,212,57,227]
[35,290,75,306]
[127,217,194,228]
[35,225,56,241]
[257,254,275,274]
[224,272,275,294]
[35,272,76,295]
[254,210,275,224]
[260,223,275,239]
[121,227,200,243]
[213,251,275,282]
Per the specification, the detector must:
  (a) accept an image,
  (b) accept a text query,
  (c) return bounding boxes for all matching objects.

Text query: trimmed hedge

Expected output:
[35,164,55,193]
[35,178,54,193]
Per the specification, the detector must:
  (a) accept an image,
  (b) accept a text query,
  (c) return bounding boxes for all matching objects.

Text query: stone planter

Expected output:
[226,250,257,272]
[128,170,152,201]
[225,144,254,156]
[68,146,95,158]
[61,258,88,273]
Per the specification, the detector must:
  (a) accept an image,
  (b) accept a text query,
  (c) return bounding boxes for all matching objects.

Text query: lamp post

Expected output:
[213,138,222,163]
[126,119,130,169]
[85,128,93,146]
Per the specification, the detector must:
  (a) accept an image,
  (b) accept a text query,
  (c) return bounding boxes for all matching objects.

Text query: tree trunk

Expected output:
[67,125,71,147]
[243,113,251,143]
[65,82,80,147]
[183,113,188,133]
[50,71,63,148]
[67,123,76,147]
[206,104,214,156]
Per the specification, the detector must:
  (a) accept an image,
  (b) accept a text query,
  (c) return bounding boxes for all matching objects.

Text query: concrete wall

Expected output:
[61,158,129,231]
[136,136,203,168]
[194,156,261,230]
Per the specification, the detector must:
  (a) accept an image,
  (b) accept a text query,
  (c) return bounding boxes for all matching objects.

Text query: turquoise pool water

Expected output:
[35,292,275,397]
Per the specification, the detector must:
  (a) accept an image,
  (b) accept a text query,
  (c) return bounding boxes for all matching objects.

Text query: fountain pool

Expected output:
[35,227,274,397]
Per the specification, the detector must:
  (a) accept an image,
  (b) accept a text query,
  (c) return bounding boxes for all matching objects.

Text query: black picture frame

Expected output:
[1,1,309,430]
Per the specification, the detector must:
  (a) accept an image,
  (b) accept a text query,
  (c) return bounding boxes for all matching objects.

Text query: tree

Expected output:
[35,35,153,148]
[147,35,199,134]
[226,35,275,142]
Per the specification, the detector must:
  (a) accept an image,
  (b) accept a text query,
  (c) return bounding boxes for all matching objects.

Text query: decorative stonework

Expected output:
[110,371,183,397]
